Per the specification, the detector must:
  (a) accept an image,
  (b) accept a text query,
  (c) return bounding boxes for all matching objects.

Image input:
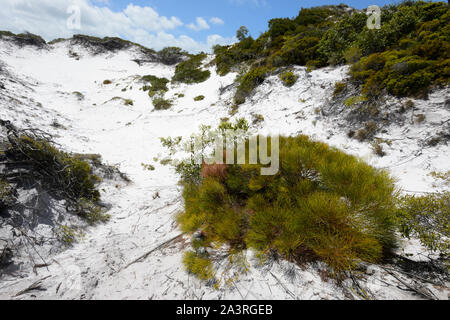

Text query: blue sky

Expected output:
[0,0,443,52]
[104,0,409,40]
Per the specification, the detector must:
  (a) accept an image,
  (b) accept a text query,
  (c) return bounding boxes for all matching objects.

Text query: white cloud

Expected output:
[0,0,232,53]
[210,17,224,25]
[123,4,182,31]
[187,17,210,32]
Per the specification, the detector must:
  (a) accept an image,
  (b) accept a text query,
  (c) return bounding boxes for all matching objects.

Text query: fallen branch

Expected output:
[269,272,296,299]
[13,275,51,297]
[382,266,446,287]
[121,233,185,271]
[382,267,437,300]
[349,273,372,300]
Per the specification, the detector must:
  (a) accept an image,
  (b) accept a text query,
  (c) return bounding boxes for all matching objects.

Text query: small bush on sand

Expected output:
[103,80,112,85]
[396,192,449,255]
[279,70,299,87]
[333,81,347,98]
[172,53,211,84]
[355,121,378,142]
[234,66,267,105]
[152,97,172,110]
[158,47,186,65]
[0,178,16,210]
[142,75,170,97]
[371,141,386,157]
[194,95,205,101]
[177,134,398,279]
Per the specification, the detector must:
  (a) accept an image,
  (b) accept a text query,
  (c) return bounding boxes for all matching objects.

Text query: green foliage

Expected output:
[194,95,205,101]
[236,26,250,41]
[0,30,15,37]
[0,178,16,210]
[279,71,299,87]
[213,2,450,99]
[158,47,186,65]
[344,95,368,107]
[152,96,173,110]
[183,251,215,281]
[396,192,449,255]
[235,66,267,104]
[172,53,211,84]
[333,81,347,97]
[178,134,399,278]
[18,136,100,202]
[318,12,367,65]
[142,75,170,97]
[59,225,76,245]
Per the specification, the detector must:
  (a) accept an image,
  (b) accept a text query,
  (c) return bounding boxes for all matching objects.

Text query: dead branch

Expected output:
[121,233,185,271]
[13,275,51,297]
[382,267,438,300]
[269,272,296,299]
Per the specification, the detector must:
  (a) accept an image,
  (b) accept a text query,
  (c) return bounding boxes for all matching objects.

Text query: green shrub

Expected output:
[141,75,169,97]
[178,135,398,278]
[0,178,16,209]
[333,81,347,97]
[158,47,186,65]
[172,53,211,84]
[344,95,368,107]
[124,99,133,106]
[17,136,100,202]
[213,2,450,99]
[396,192,449,255]
[235,66,267,105]
[59,225,76,245]
[152,97,172,110]
[182,251,215,281]
[279,71,299,87]
[194,95,205,101]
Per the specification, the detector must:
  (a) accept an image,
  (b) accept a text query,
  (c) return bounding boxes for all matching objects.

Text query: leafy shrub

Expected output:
[194,95,205,101]
[178,135,398,277]
[17,136,100,202]
[396,192,449,255]
[172,53,211,84]
[103,80,112,85]
[279,71,299,87]
[213,2,450,99]
[344,95,368,107]
[124,99,133,106]
[333,81,347,97]
[355,121,378,142]
[142,75,169,97]
[235,66,267,104]
[182,251,215,281]
[158,47,186,65]
[152,97,172,110]
[0,178,16,210]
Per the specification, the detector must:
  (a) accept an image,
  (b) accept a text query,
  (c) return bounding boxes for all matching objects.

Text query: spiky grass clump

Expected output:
[178,135,399,278]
